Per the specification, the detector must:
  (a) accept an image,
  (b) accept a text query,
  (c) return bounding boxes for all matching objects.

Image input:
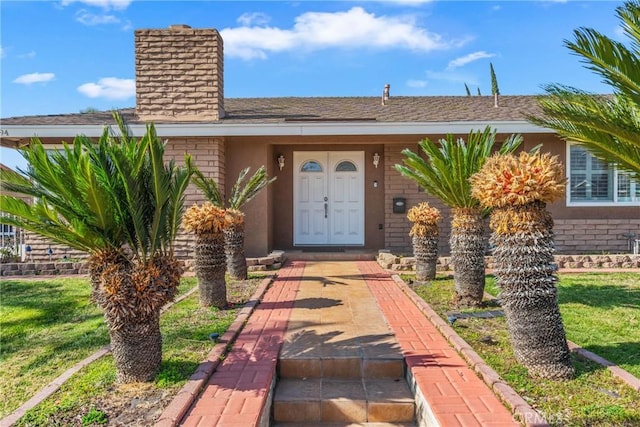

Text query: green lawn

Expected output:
[555,273,640,378]
[408,272,640,426]
[1,277,110,418]
[0,274,259,422]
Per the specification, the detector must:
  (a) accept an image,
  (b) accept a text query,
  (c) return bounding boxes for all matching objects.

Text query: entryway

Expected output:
[293,151,364,246]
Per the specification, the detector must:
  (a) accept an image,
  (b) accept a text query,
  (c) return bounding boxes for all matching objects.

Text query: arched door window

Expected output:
[301,160,323,172]
[335,161,357,172]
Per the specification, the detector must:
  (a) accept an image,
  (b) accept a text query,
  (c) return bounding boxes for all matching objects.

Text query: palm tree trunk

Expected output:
[412,235,438,281]
[109,315,162,382]
[224,220,248,280]
[491,201,574,379]
[89,252,182,383]
[450,207,486,308]
[195,233,227,308]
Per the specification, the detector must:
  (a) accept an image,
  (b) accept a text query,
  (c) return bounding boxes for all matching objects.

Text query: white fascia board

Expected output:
[0,120,553,139]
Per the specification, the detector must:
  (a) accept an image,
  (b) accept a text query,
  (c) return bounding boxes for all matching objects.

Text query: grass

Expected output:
[406,272,640,426]
[1,277,109,418]
[0,274,263,423]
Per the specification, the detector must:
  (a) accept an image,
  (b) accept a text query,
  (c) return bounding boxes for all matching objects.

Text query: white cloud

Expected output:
[406,79,427,88]
[0,45,5,58]
[61,0,132,10]
[446,51,495,70]
[18,51,36,59]
[13,72,55,85]
[77,77,134,99]
[75,9,120,25]
[222,7,464,60]
[237,12,270,27]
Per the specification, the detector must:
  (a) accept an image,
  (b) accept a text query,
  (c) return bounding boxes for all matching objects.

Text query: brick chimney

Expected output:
[135,25,224,122]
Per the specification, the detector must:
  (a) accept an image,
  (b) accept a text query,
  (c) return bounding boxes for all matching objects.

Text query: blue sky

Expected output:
[0,0,626,168]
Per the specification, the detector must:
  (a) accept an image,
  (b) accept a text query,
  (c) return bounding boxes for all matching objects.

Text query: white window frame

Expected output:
[566,142,640,207]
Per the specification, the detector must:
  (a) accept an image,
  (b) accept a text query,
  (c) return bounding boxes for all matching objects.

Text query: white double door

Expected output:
[293,151,364,246]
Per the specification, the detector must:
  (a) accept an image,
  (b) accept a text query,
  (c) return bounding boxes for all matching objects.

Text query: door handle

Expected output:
[324,196,328,219]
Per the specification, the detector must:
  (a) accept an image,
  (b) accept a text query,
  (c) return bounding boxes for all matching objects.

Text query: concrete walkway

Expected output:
[174,261,525,426]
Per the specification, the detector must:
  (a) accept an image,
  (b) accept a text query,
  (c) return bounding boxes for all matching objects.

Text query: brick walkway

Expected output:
[179,261,304,427]
[173,260,529,426]
[357,261,520,427]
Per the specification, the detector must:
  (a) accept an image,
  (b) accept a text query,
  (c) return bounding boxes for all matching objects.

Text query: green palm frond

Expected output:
[530,86,640,179]
[530,2,640,179]
[565,2,640,106]
[395,127,523,209]
[166,154,193,256]
[0,112,192,261]
[192,168,224,208]
[228,166,277,210]
[146,125,173,257]
[194,165,276,211]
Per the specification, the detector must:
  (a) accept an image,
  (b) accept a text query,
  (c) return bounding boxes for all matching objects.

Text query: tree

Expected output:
[490,62,500,107]
[193,166,276,280]
[182,202,228,308]
[395,127,523,307]
[464,83,472,96]
[0,114,193,383]
[471,151,574,379]
[407,202,441,282]
[490,62,500,96]
[529,0,640,179]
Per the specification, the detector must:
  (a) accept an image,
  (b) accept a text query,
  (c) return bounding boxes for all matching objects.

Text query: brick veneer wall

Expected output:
[384,144,452,255]
[167,136,226,260]
[382,144,639,256]
[554,218,640,254]
[135,25,224,122]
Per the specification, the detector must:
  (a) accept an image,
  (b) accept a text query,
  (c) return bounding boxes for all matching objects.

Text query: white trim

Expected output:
[0,120,553,139]
[566,142,640,207]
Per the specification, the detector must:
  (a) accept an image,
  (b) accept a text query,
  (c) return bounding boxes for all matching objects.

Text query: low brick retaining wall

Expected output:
[0,250,288,277]
[378,251,640,272]
[0,261,89,277]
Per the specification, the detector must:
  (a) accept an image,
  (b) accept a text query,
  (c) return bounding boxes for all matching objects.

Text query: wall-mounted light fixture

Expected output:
[277,154,285,171]
[373,152,380,168]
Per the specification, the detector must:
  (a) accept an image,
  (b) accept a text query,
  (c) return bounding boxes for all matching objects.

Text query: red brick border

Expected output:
[357,261,545,427]
[388,272,548,427]
[174,262,304,427]
[567,342,640,392]
[155,275,276,427]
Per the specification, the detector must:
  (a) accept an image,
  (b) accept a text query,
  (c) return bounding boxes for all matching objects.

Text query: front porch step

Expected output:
[273,423,415,427]
[272,378,415,424]
[278,356,405,379]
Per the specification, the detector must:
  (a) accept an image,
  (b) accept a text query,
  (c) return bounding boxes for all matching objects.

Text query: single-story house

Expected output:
[1,25,638,262]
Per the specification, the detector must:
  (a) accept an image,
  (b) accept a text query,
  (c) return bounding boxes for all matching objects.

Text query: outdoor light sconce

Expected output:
[373,152,380,168]
[277,154,285,171]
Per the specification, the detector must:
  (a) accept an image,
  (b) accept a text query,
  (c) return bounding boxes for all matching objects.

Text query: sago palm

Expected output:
[396,126,522,307]
[529,0,640,179]
[193,166,276,280]
[182,202,228,308]
[0,114,193,383]
[471,151,574,379]
[407,202,441,282]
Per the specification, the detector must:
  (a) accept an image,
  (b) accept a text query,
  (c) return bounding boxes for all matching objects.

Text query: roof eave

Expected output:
[0,120,554,140]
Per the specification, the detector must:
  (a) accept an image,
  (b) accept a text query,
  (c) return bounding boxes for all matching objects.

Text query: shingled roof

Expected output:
[0,95,543,126]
